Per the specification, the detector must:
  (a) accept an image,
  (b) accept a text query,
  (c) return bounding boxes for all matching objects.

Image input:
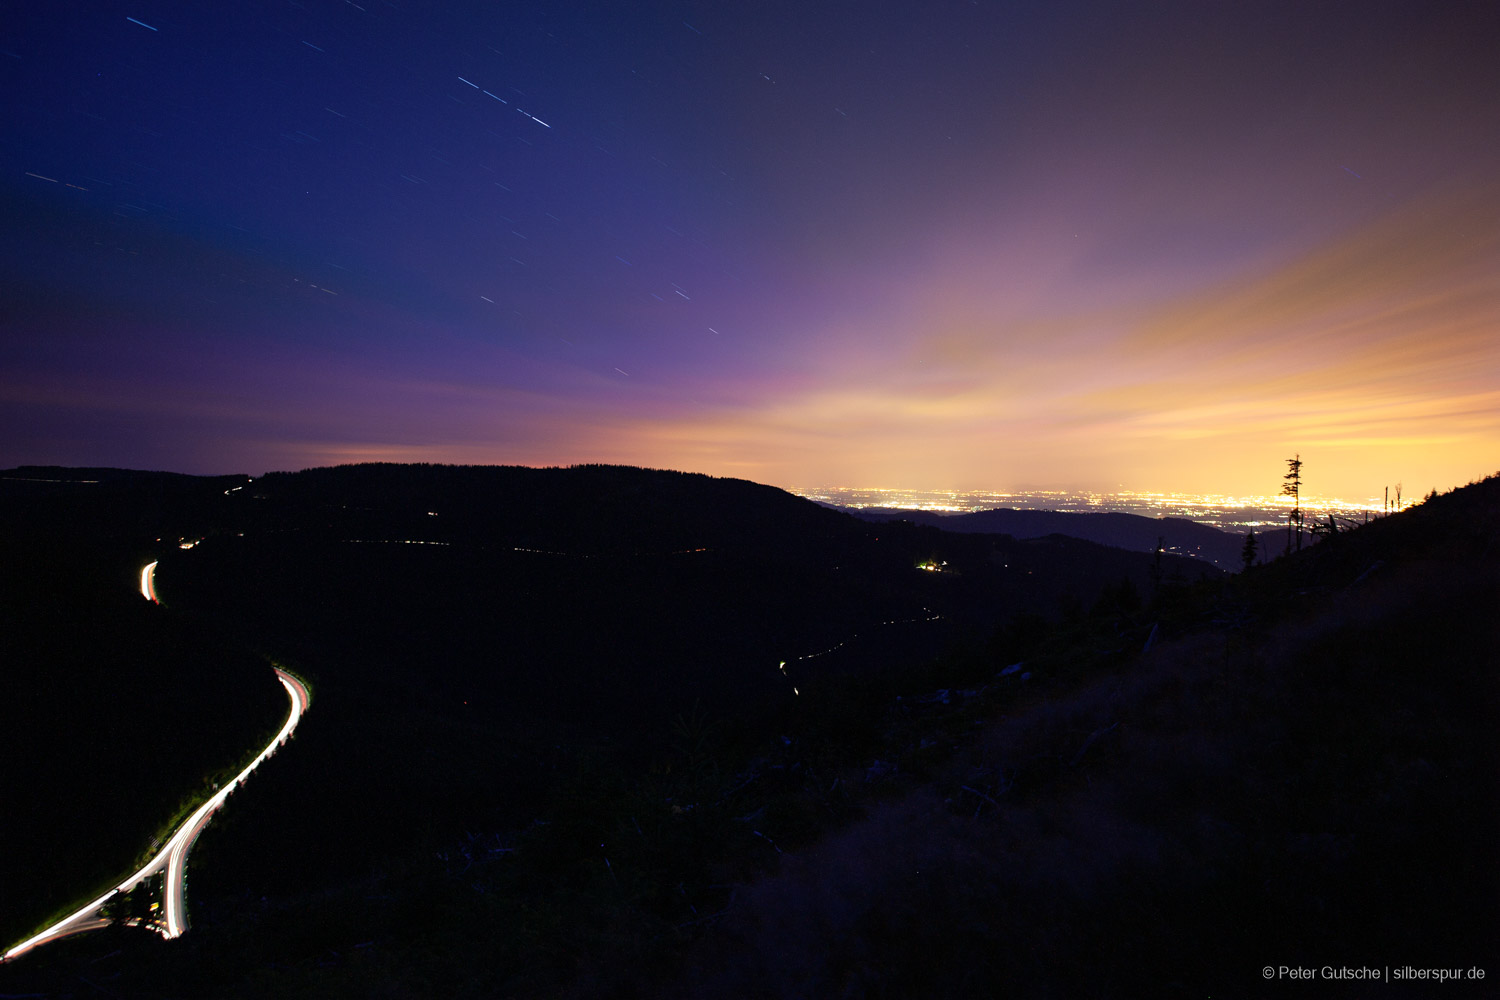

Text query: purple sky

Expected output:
[4,1,1497,498]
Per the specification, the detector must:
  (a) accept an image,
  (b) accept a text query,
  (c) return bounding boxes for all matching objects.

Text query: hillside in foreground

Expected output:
[671,474,1499,997]
[0,464,1214,964]
[0,465,1493,997]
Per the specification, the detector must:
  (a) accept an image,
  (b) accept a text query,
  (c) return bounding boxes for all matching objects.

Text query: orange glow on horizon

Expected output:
[158,179,1495,502]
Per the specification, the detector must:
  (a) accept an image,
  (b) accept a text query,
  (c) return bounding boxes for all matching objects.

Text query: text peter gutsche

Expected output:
[1263,966,1487,982]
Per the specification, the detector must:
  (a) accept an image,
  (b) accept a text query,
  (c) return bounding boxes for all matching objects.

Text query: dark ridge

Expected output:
[2,465,242,484]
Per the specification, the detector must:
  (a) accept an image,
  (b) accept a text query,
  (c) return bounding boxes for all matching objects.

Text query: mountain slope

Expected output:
[678,474,1500,997]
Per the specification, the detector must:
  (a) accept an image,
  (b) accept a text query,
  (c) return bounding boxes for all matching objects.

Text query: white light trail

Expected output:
[159,668,309,937]
[4,564,311,962]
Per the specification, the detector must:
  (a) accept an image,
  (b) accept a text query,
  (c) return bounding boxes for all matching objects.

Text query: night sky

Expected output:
[4,1,1497,497]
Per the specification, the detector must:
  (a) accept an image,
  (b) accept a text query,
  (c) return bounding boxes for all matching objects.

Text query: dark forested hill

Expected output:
[2,461,1230,993]
[159,463,1223,733]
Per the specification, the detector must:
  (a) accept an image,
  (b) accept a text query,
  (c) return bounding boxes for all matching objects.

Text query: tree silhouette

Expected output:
[1241,530,1258,572]
[1282,454,1303,554]
[1310,513,1339,543]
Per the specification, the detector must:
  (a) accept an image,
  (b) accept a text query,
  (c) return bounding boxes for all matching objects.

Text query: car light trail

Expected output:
[139,561,158,602]
[4,564,310,963]
[156,667,309,937]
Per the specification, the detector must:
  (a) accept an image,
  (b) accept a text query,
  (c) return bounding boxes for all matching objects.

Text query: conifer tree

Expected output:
[1282,454,1303,554]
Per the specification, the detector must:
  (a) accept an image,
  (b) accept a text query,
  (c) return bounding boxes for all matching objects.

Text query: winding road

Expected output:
[3,561,309,962]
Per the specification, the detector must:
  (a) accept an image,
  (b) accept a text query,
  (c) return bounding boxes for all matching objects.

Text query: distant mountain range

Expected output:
[828,504,1253,569]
